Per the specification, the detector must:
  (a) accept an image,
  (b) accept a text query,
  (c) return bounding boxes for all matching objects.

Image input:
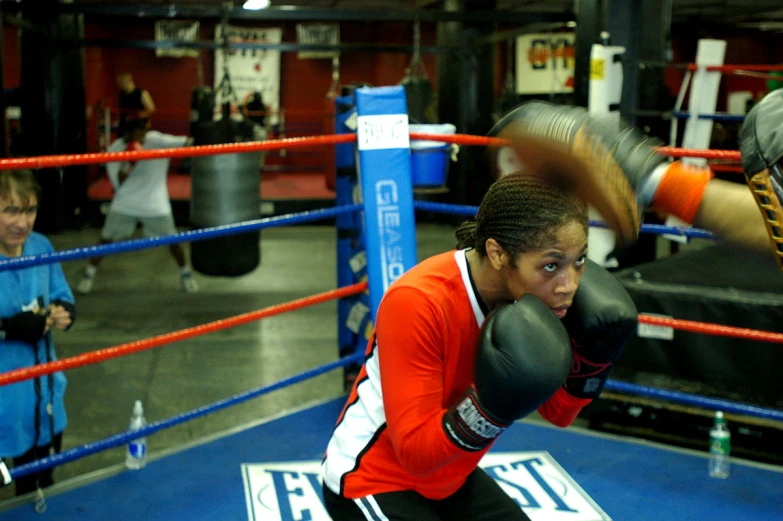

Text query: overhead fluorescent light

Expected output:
[243,0,271,9]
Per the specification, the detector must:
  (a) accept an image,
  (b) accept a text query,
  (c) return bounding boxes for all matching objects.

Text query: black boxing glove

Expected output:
[0,311,48,345]
[562,259,637,397]
[539,259,637,427]
[443,295,572,451]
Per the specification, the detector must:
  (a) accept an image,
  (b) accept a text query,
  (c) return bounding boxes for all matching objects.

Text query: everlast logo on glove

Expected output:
[456,396,505,440]
[443,389,509,452]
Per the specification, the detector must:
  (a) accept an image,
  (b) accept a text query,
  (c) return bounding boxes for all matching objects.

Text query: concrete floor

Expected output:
[0,223,459,501]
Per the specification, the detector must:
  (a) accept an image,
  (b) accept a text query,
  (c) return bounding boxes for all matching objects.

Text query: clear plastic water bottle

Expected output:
[125,400,148,470]
[708,410,731,478]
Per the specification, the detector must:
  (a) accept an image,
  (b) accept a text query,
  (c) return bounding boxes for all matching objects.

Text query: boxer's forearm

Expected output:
[693,179,771,253]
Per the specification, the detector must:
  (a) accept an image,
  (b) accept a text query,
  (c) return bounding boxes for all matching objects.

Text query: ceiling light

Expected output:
[243,0,271,10]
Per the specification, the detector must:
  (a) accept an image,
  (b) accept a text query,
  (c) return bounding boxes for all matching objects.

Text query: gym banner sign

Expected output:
[214,25,282,117]
[242,452,611,521]
[296,24,340,60]
[516,33,576,94]
[154,21,200,58]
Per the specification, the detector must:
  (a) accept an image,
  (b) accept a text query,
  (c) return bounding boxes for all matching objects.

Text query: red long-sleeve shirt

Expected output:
[321,249,491,499]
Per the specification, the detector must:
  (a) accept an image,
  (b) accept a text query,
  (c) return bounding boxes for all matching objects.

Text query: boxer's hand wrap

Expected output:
[443,295,572,451]
[1,311,48,345]
[489,102,668,246]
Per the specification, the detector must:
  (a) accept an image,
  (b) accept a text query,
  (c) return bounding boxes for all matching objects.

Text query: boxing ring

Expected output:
[0,86,781,521]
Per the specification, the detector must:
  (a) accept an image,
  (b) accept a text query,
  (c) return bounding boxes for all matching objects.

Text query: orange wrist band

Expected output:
[652,161,714,224]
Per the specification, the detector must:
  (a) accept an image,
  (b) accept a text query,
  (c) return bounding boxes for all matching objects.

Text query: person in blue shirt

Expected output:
[0,169,76,497]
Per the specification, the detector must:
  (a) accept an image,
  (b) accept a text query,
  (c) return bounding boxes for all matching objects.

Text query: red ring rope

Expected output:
[695,64,783,72]
[409,134,743,161]
[0,132,741,171]
[0,134,358,170]
[655,147,740,161]
[406,134,743,161]
[638,314,783,343]
[2,300,780,388]
[0,282,368,387]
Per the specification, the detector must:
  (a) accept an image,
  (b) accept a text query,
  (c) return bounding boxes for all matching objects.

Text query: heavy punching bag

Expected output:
[190,87,215,136]
[401,76,436,124]
[493,40,520,123]
[401,21,436,124]
[190,106,262,277]
[182,87,216,174]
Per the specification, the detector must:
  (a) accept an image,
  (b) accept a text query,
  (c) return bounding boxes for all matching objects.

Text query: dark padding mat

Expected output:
[615,242,783,294]
[613,243,783,404]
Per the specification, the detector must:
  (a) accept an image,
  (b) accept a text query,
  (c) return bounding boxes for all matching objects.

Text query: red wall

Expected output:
[83,17,215,139]
[2,17,440,174]
[0,18,441,182]
[4,17,783,156]
[3,25,20,89]
[78,18,439,142]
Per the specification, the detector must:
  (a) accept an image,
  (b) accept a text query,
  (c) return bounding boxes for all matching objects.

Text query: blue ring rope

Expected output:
[11,367,782,480]
[413,201,717,239]
[416,201,477,217]
[604,380,783,421]
[1,195,717,273]
[0,204,362,272]
[9,351,365,480]
[672,111,746,123]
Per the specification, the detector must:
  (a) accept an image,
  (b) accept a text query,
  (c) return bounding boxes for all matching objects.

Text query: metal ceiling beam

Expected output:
[1,3,572,24]
[479,22,573,45]
[78,39,457,53]
[669,3,783,23]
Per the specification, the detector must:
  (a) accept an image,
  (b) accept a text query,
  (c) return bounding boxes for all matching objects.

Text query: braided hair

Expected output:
[455,172,588,265]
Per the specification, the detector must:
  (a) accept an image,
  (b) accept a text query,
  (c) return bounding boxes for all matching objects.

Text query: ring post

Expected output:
[355,86,418,319]
[587,42,626,269]
[334,94,364,352]
[666,39,726,244]
[335,91,369,387]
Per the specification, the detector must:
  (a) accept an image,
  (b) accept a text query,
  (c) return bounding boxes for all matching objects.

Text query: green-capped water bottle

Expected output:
[708,411,731,478]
